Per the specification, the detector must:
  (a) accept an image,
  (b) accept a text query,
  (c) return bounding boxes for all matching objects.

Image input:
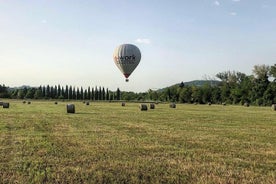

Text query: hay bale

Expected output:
[86,102,90,105]
[271,104,276,111]
[27,101,31,104]
[121,102,126,106]
[208,102,211,106]
[0,101,3,106]
[222,102,226,106]
[54,101,58,105]
[149,103,155,109]
[139,104,148,111]
[170,103,176,108]
[67,104,75,113]
[244,102,249,107]
[3,102,9,108]
[23,101,26,104]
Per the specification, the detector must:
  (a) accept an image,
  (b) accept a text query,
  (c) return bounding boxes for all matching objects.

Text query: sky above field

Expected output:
[0,0,275,92]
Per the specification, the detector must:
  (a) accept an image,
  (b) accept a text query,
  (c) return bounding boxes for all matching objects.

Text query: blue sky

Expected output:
[0,0,275,92]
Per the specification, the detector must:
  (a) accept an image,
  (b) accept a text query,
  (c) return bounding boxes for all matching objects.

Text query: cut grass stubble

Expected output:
[0,101,275,183]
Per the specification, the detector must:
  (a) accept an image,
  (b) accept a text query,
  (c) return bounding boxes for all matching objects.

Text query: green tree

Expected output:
[179,86,192,103]
[106,88,109,101]
[34,87,43,99]
[0,84,9,98]
[251,65,270,105]
[88,87,91,100]
[269,64,276,81]
[116,88,121,100]
[102,87,106,100]
[17,87,27,99]
[191,86,203,104]
[201,84,212,104]
[25,88,36,99]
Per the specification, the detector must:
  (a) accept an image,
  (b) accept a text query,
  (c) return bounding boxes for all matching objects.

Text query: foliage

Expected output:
[1,64,275,106]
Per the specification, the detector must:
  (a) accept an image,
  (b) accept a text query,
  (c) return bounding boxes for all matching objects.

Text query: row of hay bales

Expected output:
[67,102,177,113]
[59,102,276,113]
[2,101,275,113]
[139,103,176,111]
[22,101,31,104]
[66,101,90,113]
[139,103,156,111]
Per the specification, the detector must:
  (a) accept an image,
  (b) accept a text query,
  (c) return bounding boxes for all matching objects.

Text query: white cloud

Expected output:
[214,1,220,6]
[230,12,237,16]
[135,38,151,44]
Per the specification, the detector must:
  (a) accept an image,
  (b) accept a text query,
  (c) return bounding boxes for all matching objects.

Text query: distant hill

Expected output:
[181,80,220,87]
[157,80,221,92]
[8,85,32,91]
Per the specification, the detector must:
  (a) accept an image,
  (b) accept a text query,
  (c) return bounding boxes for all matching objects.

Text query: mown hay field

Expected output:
[0,100,275,183]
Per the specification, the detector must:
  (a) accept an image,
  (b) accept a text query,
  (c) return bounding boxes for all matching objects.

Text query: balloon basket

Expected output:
[125,79,129,82]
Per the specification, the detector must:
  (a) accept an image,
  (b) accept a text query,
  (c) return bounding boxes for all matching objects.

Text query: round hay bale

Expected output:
[0,101,3,106]
[3,102,9,108]
[67,104,75,113]
[149,103,155,109]
[121,102,126,106]
[271,104,276,111]
[86,102,90,105]
[23,101,26,104]
[54,101,58,105]
[170,103,176,108]
[244,102,249,107]
[139,104,148,111]
[222,102,226,106]
[208,102,211,106]
[27,101,31,104]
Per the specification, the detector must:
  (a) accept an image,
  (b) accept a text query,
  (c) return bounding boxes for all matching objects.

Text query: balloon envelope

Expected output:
[113,44,141,80]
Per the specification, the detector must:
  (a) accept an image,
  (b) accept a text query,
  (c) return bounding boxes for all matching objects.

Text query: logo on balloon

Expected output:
[114,55,136,64]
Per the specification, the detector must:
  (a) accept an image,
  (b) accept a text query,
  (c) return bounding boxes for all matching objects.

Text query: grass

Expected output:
[0,100,275,183]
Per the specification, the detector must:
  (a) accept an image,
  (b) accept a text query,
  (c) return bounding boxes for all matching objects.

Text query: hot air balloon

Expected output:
[113,44,141,82]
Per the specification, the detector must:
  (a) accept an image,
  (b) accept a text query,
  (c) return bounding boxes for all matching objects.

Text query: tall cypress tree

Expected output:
[95,86,98,100]
[58,85,61,98]
[106,88,109,101]
[88,87,91,100]
[102,87,106,100]
[69,86,73,100]
[116,88,121,100]
[65,85,69,99]
[91,87,95,101]
[99,87,102,100]
[80,87,84,100]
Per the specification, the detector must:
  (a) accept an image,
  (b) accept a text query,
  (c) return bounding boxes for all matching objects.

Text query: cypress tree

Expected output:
[106,88,109,101]
[102,87,106,100]
[65,85,69,99]
[92,87,95,101]
[116,88,121,100]
[88,87,91,100]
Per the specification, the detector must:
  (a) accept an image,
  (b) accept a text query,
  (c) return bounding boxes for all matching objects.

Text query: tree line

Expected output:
[1,64,275,106]
[145,64,276,106]
[0,85,122,101]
